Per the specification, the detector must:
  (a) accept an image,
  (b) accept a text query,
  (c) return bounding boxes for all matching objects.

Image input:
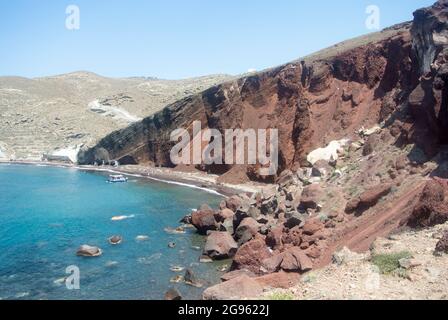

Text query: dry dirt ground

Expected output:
[0,72,232,160]
[262,222,448,300]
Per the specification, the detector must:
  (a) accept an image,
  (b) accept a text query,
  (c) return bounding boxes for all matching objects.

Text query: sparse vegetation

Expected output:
[371,251,412,275]
[267,292,295,300]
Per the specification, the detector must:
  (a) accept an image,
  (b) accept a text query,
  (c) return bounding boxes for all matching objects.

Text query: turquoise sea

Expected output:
[0,164,225,300]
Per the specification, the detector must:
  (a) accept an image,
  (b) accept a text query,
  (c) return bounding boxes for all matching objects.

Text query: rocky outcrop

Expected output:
[435,230,448,253]
[203,231,238,260]
[76,245,102,257]
[78,23,415,183]
[346,184,392,214]
[202,275,264,300]
[406,178,448,227]
[191,208,217,235]
[407,0,448,156]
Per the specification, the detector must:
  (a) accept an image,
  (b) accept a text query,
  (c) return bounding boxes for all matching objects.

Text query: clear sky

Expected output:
[0,0,436,79]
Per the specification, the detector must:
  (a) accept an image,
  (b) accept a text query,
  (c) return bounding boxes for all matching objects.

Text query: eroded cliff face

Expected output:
[407,0,448,157]
[79,28,415,182]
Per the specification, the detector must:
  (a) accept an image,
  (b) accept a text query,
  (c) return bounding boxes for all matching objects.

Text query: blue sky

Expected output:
[0,0,435,79]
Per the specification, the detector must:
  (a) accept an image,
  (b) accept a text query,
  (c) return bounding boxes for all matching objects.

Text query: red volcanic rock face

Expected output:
[79,23,415,183]
[407,178,448,228]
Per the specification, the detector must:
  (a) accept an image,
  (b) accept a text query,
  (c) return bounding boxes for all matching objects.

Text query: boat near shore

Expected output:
[108,174,128,183]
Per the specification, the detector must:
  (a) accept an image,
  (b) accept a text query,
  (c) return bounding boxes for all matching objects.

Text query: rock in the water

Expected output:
[168,242,176,248]
[184,269,201,287]
[191,209,217,235]
[180,214,192,224]
[76,245,102,257]
[164,288,182,300]
[203,231,238,260]
[108,235,122,245]
[202,275,263,300]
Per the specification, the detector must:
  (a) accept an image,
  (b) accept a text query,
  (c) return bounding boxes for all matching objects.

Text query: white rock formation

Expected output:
[307,139,349,165]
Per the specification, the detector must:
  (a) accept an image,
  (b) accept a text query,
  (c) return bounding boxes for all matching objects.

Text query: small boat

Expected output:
[108,174,128,183]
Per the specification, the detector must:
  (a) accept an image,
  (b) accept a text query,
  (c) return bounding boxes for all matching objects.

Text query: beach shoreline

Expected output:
[0,160,265,197]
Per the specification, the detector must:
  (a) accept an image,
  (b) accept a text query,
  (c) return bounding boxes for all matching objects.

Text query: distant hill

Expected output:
[0,72,233,160]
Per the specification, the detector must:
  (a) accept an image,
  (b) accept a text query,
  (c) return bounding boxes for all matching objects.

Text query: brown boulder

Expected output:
[276,169,299,188]
[202,275,263,300]
[435,230,448,254]
[76,245,102,257]
[265,226,284,249]
[232,238,272,274]
[191,209,217,235]
[203,231,238,260]
[300,184,323,209]
[280,247,313,272]
[235,217,261,245]
[407,179,448,227]
[164,288,182,300]
[215,208,235,222]
[261,253,284,273]
[312,160,334,178]
[362,134,380,156]
[282,226,302,246]
[226,195,242,212]
[220,269,256,282]
[302,218,325,235]
[255,271,300,289]
[346,184,392,214]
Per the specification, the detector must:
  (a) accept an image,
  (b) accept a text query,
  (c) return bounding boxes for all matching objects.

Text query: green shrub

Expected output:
[267,292,295,300]
[371,251,412,274]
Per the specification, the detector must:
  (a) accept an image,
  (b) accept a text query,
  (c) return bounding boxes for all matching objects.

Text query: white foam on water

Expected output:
[111,214,135,221]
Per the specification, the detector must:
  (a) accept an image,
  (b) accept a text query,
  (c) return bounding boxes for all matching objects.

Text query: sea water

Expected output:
[0,164,226,300]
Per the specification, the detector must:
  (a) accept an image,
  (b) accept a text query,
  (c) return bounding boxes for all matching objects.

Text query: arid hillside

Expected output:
[0,72,232,160]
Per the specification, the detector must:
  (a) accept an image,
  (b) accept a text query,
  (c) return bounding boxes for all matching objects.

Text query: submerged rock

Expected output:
[168,242,176,248]
[108,236,122,245]
[76,245,102,257]
[165,288,182,300]
[184,269,202,287]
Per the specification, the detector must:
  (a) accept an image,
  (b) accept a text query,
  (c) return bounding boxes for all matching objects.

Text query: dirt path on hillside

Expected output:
[317,180,427,267]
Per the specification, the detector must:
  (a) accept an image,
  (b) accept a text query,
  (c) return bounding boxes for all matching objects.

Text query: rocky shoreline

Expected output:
[0,160,265,197]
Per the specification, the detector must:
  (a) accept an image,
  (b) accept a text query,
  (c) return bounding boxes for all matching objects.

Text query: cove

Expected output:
[0,164,226,300]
